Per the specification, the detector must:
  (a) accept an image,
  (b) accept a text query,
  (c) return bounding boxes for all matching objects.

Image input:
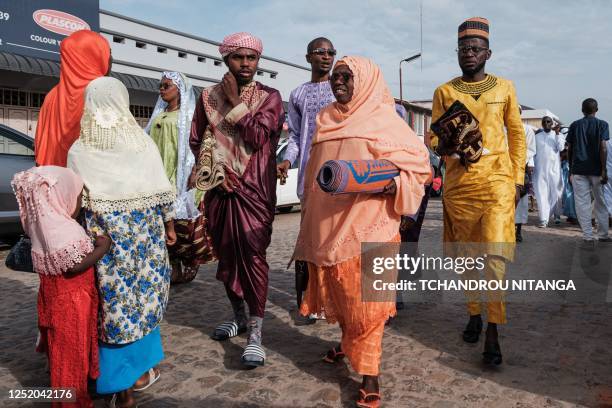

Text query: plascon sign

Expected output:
[33,9,90,36]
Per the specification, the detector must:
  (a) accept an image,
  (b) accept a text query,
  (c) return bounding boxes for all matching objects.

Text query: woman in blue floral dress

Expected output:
[68,77,176,408]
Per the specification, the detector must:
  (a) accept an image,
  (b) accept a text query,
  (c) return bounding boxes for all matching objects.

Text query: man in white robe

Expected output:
[533,116,565,227]
[515,120,537,241]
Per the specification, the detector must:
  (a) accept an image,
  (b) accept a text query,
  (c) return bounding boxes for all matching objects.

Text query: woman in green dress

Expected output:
[146,71,214,283]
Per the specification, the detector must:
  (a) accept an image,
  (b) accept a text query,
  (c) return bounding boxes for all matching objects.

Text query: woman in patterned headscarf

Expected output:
[146,72,214,284]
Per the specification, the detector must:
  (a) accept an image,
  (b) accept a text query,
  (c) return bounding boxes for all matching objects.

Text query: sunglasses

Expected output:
[455,46,489,55]
[330,72,353,82]
[158,82,176,90]
[310,48,337,56]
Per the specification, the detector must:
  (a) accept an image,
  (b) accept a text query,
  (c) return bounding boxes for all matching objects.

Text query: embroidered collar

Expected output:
[451,74,498,96]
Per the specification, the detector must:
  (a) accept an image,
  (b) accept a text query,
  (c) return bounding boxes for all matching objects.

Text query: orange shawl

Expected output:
[35,30,110,167]
[293,56,431,266]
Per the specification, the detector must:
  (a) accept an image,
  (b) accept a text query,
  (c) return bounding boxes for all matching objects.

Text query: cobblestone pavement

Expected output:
[1,198,611,407]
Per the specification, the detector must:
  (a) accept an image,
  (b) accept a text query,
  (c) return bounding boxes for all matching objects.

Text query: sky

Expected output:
[100,0,612,123]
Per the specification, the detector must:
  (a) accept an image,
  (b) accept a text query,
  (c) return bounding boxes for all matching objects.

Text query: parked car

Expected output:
[275,139,299,213]
[0,124,35,242]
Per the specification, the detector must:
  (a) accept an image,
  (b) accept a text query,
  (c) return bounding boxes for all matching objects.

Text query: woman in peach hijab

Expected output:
[35,30,111,167]
[293,56,430,407]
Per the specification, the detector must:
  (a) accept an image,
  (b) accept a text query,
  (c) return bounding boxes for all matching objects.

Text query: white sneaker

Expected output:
[537,221,547,228]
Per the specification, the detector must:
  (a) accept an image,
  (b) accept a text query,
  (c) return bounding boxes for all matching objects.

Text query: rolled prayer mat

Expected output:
[317,159,399,194]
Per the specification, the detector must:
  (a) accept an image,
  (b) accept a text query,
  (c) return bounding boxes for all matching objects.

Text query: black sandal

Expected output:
[483,340,503,365]
[462,315,483,343]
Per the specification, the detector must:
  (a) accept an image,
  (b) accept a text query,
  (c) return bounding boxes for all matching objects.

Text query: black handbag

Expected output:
[5,236,34,272]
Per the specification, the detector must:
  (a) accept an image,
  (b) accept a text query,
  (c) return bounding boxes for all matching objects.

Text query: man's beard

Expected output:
[460,60,486,77]
[232,71,254,86]
[236,76,253,86]
[314,66,331,77]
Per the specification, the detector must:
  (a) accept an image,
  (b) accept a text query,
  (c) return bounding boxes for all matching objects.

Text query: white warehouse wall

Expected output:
[100,11,311,101]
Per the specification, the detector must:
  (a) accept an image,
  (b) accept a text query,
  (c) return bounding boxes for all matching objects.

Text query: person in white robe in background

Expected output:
[533,116,565,228]
[515,119,537,241]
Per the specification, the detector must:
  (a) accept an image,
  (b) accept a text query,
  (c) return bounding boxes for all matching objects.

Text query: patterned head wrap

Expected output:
[219,32,263,57]
[458,17,490,41]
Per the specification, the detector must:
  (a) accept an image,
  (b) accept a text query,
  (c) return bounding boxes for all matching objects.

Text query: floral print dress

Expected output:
[85,204,173,344]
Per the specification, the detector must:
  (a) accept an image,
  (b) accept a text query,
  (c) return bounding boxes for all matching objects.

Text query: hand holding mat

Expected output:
[317,159,400,194]
[430,100,483,168]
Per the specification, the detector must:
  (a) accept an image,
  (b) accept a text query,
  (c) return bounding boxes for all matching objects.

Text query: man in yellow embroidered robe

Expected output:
[431,17,525,365]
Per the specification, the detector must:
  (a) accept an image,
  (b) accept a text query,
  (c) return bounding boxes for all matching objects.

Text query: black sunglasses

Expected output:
[310,48,337,56]
[159,82,176,90]
[455,46,489,55]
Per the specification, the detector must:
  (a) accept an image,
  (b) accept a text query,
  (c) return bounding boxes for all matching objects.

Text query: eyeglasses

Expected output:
[310,48,337,56]
[330,72,353,82]
[455,46,489,55]
[158,82,176,90]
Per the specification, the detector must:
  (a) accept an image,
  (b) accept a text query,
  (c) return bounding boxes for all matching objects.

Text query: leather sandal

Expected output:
[356,388,381,408]
[322,345,345,363]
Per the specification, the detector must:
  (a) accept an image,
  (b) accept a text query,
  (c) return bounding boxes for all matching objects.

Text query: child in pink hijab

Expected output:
[12,166,111,408]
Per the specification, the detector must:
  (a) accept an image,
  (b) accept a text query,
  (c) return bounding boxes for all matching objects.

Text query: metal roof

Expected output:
[0,51,162,94]
[110,71,159,92]
[0,51,60,77]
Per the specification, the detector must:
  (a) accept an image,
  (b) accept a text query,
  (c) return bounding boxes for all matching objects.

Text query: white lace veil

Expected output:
[67,77,175,214]
[145,71,199,220]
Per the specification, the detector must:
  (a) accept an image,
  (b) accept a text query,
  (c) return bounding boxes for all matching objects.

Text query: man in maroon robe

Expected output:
[190,32,284,367]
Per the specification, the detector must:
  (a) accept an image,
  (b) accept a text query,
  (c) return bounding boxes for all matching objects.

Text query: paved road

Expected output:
[1,199,611,407]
